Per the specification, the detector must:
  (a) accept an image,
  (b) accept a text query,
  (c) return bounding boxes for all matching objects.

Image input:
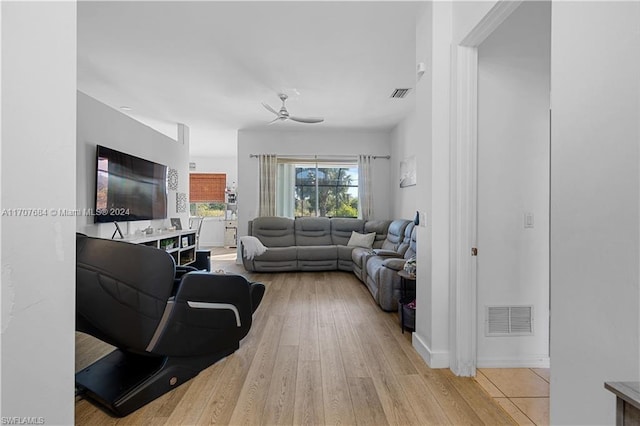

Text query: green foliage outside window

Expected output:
[189,202,226,217]
[294,166,358,218]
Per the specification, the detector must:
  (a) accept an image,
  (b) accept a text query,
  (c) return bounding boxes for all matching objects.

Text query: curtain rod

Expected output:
[248,154,390,159]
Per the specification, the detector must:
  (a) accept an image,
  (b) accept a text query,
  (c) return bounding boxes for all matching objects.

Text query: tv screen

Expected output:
[94,145,168,223]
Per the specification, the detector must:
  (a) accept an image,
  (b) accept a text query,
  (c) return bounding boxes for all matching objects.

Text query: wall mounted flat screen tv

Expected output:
[95,145,168,223]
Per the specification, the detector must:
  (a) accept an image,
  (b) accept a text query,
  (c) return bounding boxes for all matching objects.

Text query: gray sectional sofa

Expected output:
[241,216,417,311]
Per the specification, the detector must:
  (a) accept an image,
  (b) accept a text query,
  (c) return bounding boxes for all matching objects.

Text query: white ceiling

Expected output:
[78,1,419,157]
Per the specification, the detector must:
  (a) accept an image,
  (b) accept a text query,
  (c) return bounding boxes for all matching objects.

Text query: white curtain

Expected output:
[276,163,295,218]
[258,154,277,216]
[358,155,373,220]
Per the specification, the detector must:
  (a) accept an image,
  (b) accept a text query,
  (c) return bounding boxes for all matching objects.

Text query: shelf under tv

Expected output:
[121,229,197,266]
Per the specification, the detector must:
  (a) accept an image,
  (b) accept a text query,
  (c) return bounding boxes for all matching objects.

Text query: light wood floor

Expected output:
[76,259,517,425]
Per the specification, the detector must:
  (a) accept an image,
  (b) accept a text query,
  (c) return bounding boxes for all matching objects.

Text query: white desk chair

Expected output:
[188,216,204,250]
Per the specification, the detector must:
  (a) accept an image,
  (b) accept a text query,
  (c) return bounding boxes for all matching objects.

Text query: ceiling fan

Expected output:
[261,94,324,124]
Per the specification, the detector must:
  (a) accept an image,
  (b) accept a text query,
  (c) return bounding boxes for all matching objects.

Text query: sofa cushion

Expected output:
[297,245,338,261]
[396,222,415,256]
[331,218,365,245]
[347,231,376,249]
[295,217,332,246]
[363,220,392,249]
[381,257,406,271]
[253,246,297,262]
[251,217,295,247]
[381,219,411,251]
[337,245,355,261]
[404,226,417,260]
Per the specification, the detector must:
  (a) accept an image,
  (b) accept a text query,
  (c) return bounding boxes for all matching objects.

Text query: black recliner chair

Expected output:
[75,233,264,417]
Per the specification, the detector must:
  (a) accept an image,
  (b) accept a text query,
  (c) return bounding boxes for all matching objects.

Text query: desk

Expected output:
[397,270,416,333]
[605,382,640,425]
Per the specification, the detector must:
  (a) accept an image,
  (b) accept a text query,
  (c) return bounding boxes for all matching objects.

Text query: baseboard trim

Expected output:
[477,356,550,369]
[412,333,449,369]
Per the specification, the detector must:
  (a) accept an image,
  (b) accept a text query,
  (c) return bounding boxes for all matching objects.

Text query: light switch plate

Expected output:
[524,212,534,229]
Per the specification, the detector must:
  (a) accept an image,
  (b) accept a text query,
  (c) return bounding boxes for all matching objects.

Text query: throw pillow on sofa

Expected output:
[347,231,376,249]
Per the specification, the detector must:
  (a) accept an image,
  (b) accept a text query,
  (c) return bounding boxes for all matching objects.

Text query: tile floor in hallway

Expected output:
[475,368,550,425]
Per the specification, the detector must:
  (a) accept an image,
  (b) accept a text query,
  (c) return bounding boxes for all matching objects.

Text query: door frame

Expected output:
[451,0,523,377]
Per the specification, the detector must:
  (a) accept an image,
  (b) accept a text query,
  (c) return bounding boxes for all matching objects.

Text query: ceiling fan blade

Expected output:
[289,116,324,124]
[267,117,282,125]
[261,102,279,116]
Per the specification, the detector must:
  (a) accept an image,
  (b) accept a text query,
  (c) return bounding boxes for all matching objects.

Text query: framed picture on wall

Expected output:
[400,155,417,188]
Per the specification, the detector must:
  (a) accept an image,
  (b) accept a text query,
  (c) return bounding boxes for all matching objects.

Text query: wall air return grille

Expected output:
[189,162,196,171]
[486,305,533,336]
[390,88,411,99]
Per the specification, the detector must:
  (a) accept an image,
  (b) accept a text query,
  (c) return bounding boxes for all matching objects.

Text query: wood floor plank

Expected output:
[347,377,389,426]
[293,360,325,426]
[371,374,421,426]
[194,355,252,425]
[368,313,418,376]
[228,314,285,425]
[163,358,229,425]
[195,276,291,425]
[337,285,421,425]
[279,274,303,346]
[318,313,356,425]
[298,279,320,362]
[396,374,452,425]
[76,267,520,425]
[261,345,299,426]
[331,308,370,378]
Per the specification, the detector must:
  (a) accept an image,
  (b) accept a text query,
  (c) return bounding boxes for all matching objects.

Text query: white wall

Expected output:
[77,92,190,238]
[189,155,237,187]
[1,2,76,422]
[189,155,238,247]
[388,2,450,370]
[452,1,498,44]
[390,108,419,221]
[410,0,452,370]
[550,2,640,424]
[476,1,550,367]
[236,128,392,240]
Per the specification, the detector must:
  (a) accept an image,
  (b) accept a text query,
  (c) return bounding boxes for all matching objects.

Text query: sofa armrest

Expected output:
[373,249,402,257]
[382,258,406,271]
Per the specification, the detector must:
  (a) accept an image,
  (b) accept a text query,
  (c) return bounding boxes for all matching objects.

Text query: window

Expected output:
[277,160,358,218]
[189,173,226,217]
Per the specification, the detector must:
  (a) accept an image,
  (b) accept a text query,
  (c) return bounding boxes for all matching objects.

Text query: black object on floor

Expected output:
[75,233,264,417]
[193,249,211,271]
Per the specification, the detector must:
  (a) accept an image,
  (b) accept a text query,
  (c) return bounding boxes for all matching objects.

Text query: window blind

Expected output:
[189,173,226,202]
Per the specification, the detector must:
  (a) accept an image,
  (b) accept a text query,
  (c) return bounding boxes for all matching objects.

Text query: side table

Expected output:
[397,270,416,333]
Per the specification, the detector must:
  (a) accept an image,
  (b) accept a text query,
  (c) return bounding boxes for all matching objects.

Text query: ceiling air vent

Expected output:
[486,305,533,336]
[189,162,196,171]
[390,88,411,99]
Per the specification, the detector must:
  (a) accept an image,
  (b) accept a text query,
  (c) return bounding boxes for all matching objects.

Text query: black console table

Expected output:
[397,270,416,333]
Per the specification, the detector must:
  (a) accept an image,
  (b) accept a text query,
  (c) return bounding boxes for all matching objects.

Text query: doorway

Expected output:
[452,0,552,376]
[475,0,551,371]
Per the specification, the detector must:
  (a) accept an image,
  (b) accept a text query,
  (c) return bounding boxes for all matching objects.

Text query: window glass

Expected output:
[189,202,226,217]
[292,164,358,218]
